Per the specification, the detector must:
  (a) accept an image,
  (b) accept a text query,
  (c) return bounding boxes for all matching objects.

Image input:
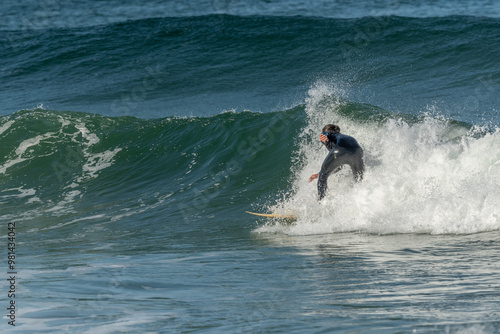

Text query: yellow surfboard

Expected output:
[245,211,297,220]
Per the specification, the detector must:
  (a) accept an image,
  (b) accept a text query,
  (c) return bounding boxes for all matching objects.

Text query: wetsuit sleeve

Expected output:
[322,141,334,151]
[322,132,338,151]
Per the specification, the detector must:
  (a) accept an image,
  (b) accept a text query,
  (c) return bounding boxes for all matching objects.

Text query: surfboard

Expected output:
[245,211,297,220]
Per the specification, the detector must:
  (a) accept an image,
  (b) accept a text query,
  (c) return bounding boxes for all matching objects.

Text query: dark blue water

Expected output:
[1,1,500,333]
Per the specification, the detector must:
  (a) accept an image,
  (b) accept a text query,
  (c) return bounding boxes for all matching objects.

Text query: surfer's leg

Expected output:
[350,148,365,182]
[317,149,344,200]
[317,171,329,200]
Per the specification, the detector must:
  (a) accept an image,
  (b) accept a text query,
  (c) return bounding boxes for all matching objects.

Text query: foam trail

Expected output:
[256,82,500,235]
[0,132,57,174]
[0,110,123,218]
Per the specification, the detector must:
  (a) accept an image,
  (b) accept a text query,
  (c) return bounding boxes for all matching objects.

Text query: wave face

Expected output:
[2,86,499,237]
[2,14,500,123]
[0,107,303,235]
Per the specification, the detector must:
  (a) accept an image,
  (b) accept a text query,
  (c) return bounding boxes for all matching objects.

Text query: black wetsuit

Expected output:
[317,132,364,200]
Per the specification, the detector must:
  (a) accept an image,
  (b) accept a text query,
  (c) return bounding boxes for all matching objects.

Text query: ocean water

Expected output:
[1,0,500,333]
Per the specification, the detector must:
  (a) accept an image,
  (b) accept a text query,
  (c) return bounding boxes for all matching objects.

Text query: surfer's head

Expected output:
[320,124,340,146]
[322,124,340,134]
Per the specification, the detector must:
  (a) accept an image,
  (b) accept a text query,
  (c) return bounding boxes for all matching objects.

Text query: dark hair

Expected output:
[322,124,340,133]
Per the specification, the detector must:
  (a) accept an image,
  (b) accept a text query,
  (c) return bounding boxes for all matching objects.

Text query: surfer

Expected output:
[308,124,364,200]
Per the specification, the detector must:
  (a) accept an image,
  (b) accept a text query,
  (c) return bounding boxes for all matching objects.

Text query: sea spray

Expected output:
[258,83,500,235]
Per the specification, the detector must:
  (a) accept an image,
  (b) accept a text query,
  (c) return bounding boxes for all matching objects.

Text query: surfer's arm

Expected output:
[308,173,319,182]
[320,133,334,150]
[310,134,334,182]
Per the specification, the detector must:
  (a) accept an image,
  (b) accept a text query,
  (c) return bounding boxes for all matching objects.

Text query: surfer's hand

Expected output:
[308,173,319,183]
[320,133,328,142]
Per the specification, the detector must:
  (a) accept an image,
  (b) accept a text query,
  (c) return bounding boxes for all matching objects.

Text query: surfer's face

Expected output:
[321,131,335,140]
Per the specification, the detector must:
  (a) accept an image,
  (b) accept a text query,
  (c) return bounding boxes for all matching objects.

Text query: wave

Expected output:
[3,0,500,31]
[2,15,500,120]
[2,81,500,236]
[0,106,304,229]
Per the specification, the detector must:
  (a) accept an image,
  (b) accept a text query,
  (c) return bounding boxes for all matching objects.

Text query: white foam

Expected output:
[80,148,122,180]
[1,114,122,217]
[46,190,82,214]
[256,83,500,235]
[0,132,56,174]
[75,122,100,146]
[0,186,37,198]
[0,120,14,135]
